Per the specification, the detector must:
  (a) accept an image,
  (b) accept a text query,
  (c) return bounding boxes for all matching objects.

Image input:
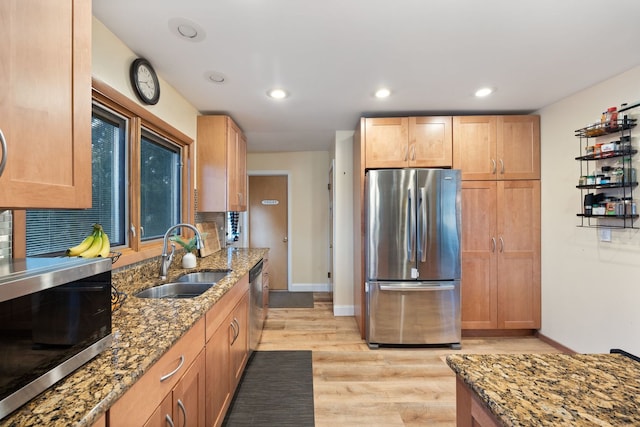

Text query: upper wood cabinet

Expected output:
[364,116,453,168]
[453,116,540,181]
[197,115,247,212]
[0,0,92,209]
[460,180,541,330]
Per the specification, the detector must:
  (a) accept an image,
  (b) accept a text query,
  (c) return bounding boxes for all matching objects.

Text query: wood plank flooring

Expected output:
[257,293,561,427]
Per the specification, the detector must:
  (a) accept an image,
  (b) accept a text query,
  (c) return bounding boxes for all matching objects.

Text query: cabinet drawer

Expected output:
[110,318,205,426]
[205,274,249,342]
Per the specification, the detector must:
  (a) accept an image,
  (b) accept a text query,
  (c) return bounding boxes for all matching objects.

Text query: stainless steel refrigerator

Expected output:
[365,168,461,349]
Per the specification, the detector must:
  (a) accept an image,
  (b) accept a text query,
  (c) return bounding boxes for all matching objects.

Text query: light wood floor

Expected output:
[257,293,561,427]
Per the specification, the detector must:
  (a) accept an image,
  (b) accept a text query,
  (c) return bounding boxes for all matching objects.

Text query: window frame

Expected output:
[13,79,195,267]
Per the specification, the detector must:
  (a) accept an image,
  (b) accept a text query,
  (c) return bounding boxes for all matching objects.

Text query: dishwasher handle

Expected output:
[379,284,455,292]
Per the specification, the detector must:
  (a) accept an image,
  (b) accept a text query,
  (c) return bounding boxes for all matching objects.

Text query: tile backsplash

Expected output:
[0,210,12,259]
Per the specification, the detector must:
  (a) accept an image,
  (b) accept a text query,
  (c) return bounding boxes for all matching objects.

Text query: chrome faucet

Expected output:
[159,223,204,279]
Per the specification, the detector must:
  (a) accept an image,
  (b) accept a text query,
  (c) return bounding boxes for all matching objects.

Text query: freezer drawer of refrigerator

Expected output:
[366,281,461,348]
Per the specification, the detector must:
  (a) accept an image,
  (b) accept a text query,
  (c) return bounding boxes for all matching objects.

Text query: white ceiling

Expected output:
[93,0,640,153]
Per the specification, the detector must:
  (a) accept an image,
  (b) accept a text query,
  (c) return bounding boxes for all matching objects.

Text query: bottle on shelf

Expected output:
[623,157,636,184]
[606,107,618,131]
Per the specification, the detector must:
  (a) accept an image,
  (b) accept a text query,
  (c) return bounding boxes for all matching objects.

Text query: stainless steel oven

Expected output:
[0,257,112,419]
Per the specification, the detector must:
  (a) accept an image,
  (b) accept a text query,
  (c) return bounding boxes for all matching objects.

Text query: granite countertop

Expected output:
[1,247,268,427]
[447,353,640,426]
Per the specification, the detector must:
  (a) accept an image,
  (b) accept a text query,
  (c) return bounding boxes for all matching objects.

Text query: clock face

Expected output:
[130,58,160,105]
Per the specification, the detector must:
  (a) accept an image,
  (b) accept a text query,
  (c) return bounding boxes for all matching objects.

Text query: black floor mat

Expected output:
[223,350,315,426]
[269,291,314,308]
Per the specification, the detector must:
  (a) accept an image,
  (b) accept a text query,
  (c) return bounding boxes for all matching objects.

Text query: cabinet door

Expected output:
[460,181,498,329]
[0,0,91,208]
[226,120,241,211]
[497,116,540,180]
[453,116,498,180]
[197,115,247,212]
[143,393,174,427]
[234,130,247,211]
[364,117,409,167]
[173,350,205,427]
[229,292,249,385]
[205,324,231,427]
[409,116,453,167]
[497,180,541,329]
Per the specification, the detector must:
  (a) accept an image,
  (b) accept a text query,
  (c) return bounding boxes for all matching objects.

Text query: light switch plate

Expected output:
[599,228,612,242]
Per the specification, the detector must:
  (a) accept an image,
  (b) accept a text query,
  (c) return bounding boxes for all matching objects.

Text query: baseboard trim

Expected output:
[462,329,536,338]
[535,332,576,354]
[289,283,331,292]
[333,305,354,316]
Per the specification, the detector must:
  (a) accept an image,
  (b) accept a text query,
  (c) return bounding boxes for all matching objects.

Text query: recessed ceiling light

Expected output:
[206,71,226,84]
[168,18,205,42]
[375,88,391,98]
[475,87,494,97]
[268,89,288,99]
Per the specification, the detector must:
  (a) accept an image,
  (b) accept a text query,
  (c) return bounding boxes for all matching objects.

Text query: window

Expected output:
[140,130,182,241]
[22,81,194,262]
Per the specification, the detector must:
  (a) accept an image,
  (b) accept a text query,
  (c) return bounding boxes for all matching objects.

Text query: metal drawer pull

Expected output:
[165,414,175,427]
[178,399,187,426]
[491,159,497,174]
[0,128,7,177]
[160,355,185,382]
[379,284,455,291]
[230,319,239,345]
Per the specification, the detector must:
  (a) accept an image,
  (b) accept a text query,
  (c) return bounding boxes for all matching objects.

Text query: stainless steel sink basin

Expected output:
[134,282,214,299]
[177,270,232,284]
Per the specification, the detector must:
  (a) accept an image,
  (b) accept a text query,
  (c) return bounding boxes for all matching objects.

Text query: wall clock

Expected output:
[130,58,160,105]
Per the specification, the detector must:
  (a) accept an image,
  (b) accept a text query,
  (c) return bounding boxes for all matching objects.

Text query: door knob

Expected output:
[283,236,288,242]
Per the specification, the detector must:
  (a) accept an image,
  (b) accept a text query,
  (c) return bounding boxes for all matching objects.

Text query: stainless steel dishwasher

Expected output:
[248,259,264,354]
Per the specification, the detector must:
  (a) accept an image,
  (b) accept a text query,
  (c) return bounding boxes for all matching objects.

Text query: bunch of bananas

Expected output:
[66,224,111,258]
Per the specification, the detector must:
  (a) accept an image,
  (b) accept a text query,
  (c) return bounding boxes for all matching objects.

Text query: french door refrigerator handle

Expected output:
[419,187,428,262]
[407,188,415,262]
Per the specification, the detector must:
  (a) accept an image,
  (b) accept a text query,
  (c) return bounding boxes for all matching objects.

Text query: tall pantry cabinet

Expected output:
[0,0,92,209]
[454,115,541,330]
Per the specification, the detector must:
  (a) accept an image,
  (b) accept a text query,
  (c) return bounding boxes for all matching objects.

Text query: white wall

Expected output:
[247,151,330,292]
[92,17,198,140]
[539,65,640,355]
[332,131,355,315]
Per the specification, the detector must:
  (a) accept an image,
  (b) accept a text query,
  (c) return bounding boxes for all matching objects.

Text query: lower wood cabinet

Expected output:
[460,180,541,330]
[205,274,250,427]
[106,271,255,427]
[143,350,206,427]
[455,377,501,427]
[109,319,206,426]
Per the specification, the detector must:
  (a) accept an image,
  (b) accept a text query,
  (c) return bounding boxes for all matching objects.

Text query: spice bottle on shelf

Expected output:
[623,157,636,184]
[621,103,629,128]
[623,197,637,216]
[606,107,618,130]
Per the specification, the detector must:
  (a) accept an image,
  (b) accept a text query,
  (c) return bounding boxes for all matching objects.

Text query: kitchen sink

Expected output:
[177,270,232,284]
[134,282,215,299]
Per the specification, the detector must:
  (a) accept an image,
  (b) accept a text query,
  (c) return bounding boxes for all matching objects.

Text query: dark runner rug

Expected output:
[222,350,315,427]
[269,291,314,308]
